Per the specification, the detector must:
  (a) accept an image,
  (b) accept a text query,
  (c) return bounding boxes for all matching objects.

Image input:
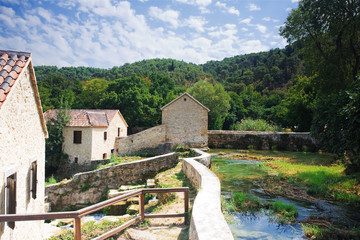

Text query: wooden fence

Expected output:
[0,187,189,240]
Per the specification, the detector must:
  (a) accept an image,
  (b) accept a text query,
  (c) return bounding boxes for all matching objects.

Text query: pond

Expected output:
[211,152,360,239]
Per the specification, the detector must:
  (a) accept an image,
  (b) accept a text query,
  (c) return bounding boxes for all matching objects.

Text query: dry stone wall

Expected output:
[209,130,319,152]
[45,152,178,211]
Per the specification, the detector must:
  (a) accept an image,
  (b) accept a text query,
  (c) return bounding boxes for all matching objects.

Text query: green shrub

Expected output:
[231,119,281,132]
[45,175,57,186]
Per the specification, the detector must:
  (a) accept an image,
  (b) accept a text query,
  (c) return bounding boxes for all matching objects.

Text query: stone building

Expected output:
[161,92,210,147]
[116,92,209,155]
[44,109,128,164]
[0,50,48,239]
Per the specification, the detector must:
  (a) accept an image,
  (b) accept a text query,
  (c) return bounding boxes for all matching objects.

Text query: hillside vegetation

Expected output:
[36,0,360,174]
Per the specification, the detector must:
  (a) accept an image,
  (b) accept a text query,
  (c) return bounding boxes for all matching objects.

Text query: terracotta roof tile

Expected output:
[0,70,7,77]
[0,59,6,67]
[12,65,21,73]
[8,71,18,79]
[0,53,8,61]
[0,50,31,107]
[3,64,11,72]
[44,109,125,127]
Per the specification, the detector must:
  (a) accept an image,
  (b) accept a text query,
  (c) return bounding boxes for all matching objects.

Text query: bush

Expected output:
[231,119,281,132]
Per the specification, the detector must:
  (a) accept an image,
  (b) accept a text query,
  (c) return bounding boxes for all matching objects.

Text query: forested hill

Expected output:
[34,45,301,91]
[35,46,306,131]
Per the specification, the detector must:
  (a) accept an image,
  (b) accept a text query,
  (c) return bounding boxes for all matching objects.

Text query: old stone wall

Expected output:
[209,130,319,152]
[45,152,178,211]
[182,150,233,240]
[162,94,208,147]
[0,65,46,240]
[116,125,168,156]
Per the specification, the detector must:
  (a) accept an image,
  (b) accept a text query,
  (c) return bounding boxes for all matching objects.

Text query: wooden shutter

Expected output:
[7,173,16,229]
[31,161,37,199]
[104,131,107,140]
[118,128,120,137]
[74,131,82,144]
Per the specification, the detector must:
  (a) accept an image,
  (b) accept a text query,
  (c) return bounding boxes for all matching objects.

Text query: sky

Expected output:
[0,0,299,68]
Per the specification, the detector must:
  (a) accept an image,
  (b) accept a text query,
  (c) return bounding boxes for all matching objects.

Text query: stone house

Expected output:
[116,92,209,155]
[44,109,128,164]
[0,50,48,239]
[161,92,210,147]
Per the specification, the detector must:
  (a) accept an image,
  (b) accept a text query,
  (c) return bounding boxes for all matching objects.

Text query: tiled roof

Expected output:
[0,50,31,109]
[44,109,128,127]
[160,92,210,112]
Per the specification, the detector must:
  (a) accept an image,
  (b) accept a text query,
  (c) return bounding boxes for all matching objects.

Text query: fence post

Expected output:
[184,189,189,225]
[139,192,145,221]
[74,217,81,240]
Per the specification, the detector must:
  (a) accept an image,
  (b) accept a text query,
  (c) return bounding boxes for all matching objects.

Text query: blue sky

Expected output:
[0,0,299,68]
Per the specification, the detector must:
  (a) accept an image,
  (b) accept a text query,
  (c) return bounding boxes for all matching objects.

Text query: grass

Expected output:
[96,156,144,169]
[232,192,261,213]
[228,192,298,223]
[264,160,360,206]
[301,223,360,240]
[210,149,360,207]
[47,217,132,240]
[270,201,297,223]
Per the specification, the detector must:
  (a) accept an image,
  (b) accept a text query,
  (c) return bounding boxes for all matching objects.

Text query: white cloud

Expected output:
[0,0,20,4]
[262,17,279,23]
[256,24,267,33]
[291,0,299,3]
[184,16,207,32]
[0,0,282,67]
[248,3,260,11]
[240,17,252,25]
[149,7,179,28]
[286,7,292,11]
[176,0,212,7]
[215,1,239,16]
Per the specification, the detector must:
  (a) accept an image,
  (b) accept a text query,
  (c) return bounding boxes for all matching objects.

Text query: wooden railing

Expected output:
[0,187,189,240]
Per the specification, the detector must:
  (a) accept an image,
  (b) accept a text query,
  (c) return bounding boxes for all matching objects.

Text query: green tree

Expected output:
[76,78,109,108]
[45,99,70,176]
[280,0,360,93]
[282,76,316,131]
[311,81,360,172]
[98,75,162,129]
[188,81,231,129]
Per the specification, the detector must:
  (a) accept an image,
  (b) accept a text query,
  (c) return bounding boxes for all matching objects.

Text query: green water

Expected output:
[212,155,306,239]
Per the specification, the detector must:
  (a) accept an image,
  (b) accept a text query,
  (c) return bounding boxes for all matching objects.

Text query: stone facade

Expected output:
[208,130,320,152]
[0,54,47,240]
[45,153,178,211]
[116,93,210,155]
[116,125,167,156]
[161,92,209,148]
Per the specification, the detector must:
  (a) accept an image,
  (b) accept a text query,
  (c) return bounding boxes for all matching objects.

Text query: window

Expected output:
[6,172,16,229]
[118,128,121,137]
[103,153,107,159]
[104,131,107,141]
[74,157,78,163]
[30,161,37,199]
[73,131,82,144]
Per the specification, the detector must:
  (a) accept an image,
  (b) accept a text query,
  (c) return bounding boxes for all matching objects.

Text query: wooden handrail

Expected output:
[0,187,189,240]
